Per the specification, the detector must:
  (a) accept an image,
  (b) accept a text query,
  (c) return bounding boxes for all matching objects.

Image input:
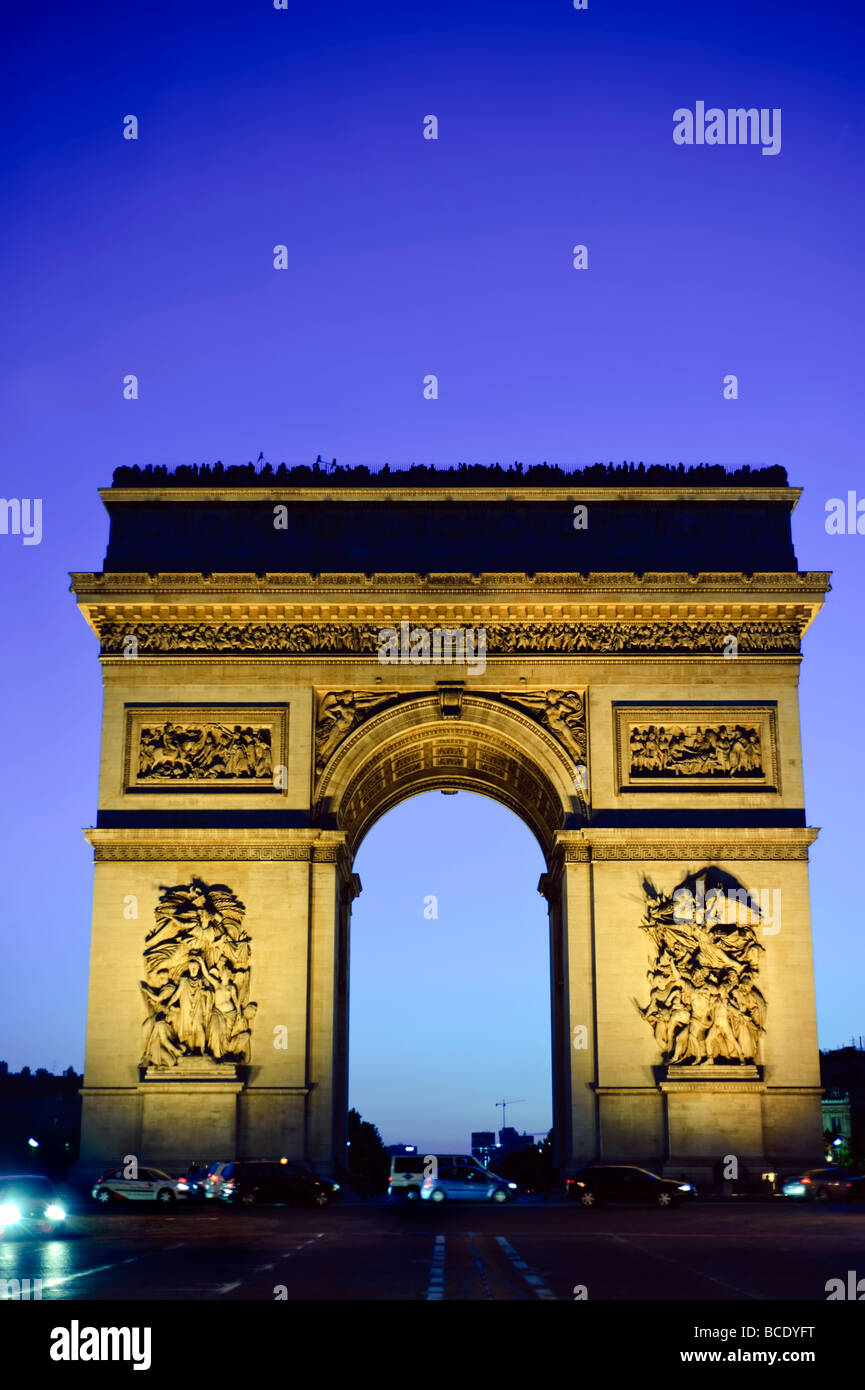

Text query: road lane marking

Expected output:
[26,1257,143,1293]
[279,1235,324,1259]
[216,1236,327,1292]
[606,1233,761,1299]
[495,1236,556,1300]
[426,1234,446,1300]
[468,1233,495,1300]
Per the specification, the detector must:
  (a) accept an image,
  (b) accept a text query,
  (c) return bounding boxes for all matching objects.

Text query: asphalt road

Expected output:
[2,1197,864,1302]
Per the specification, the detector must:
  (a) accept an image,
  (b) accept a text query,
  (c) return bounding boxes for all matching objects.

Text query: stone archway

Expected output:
[314,688,585,854]
[310,688,589,1169]
[72,469,829,1182]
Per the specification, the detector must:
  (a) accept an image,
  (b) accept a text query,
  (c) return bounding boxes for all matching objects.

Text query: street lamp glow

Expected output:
[27,1137,39,1149]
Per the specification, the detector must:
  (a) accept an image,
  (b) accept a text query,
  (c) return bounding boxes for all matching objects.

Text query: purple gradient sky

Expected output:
[1,0,863,1150]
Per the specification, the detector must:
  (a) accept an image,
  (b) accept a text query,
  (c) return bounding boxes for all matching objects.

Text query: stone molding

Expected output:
[71,568,829,594]
[83,828,352,871]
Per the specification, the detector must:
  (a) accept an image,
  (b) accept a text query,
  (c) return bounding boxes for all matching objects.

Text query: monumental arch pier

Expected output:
[72,463,829,1178]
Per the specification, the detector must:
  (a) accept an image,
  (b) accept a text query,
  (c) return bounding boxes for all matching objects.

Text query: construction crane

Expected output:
[495,1098,525,1133]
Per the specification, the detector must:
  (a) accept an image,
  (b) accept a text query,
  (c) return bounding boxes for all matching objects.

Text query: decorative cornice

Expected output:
[83,827,352,869]
[546,828,819,869]
[71,569,830,596]
[657,1080,767,1093]
[584,840,815,862]
[101,484,799,504]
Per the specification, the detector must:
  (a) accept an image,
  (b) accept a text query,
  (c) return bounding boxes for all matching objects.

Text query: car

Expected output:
[91,1166,187,1204]
[566,1165,697,1208]
[780,1176,808,1200]
[0,1174,68,1237]
[420,1163,518,1204]
[388,1152,489,1202]
[218,1159,340,1208]
[783,1167,855,1203]
[175,1163,208,1201]
[201,1161,232,1199]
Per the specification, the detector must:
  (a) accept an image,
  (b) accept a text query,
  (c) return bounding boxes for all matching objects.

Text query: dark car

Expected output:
[218,1160,340,1208]
[845,1175,865,1205]
[0,1174,68,1237]
[566,1165,697,1208]
[176,1162,208,1201]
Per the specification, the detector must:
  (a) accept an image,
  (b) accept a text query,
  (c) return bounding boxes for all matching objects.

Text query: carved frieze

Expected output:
[636,870,767,1068]
[140,880,257,1070]
[630,724,762,778]
[124,706,288,791]
[96,617,803,658]
[614,704,779,791]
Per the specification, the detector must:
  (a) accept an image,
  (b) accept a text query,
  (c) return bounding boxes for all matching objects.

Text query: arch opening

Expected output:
[348,790,552,1163]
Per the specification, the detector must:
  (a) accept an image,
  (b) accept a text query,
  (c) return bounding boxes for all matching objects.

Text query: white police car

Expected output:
[92,1166,187,1204]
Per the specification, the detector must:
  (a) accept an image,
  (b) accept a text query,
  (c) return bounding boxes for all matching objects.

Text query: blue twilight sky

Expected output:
[1,0,863,1151]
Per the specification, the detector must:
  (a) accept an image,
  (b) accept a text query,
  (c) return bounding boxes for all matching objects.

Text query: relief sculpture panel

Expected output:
[636,870,767,1068]
[614,704,779,791]
[124,705,288,791]
[140,880,257,1069]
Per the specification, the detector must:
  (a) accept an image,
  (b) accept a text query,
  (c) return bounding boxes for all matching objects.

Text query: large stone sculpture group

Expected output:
[637,875,767,1066]
[140,880,256,1069]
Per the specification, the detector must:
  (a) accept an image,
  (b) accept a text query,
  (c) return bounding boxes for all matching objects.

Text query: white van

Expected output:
[388,1152,486,1202]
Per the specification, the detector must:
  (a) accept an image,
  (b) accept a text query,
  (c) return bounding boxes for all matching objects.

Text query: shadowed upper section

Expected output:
[100,462,801,575]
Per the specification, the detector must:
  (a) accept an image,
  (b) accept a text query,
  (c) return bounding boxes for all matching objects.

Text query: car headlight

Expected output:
[507,1183,518,1189]
[0,1203,22,1225]
[45,1205,66,1221]
[331,1183,340,1191]
[678,1184,694,1192]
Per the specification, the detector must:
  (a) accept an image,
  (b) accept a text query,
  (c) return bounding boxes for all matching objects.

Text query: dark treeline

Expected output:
[111,460,789,489]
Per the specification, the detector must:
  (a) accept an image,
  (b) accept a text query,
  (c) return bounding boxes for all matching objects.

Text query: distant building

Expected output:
[822,1090,851,1140]
[471,1131,496,1166]
[497,1126,536,1154]
[0,1063,82,1172]
[820,1046,865,1164]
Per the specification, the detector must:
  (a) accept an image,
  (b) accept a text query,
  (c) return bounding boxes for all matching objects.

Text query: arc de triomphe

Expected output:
[72,465,828,1179]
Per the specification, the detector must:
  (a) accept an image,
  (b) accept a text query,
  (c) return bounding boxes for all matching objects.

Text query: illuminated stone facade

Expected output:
[72,472,828,1178]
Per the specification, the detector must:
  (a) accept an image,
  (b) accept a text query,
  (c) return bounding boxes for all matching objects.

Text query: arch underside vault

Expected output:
[313,693,585,857]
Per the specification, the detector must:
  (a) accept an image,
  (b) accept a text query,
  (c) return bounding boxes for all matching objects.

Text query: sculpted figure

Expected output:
[142,1013,182,1068]
[315,691,396,775]
[504,690,586,765]
[166,958,218,1054]
[705,983,744,1062]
